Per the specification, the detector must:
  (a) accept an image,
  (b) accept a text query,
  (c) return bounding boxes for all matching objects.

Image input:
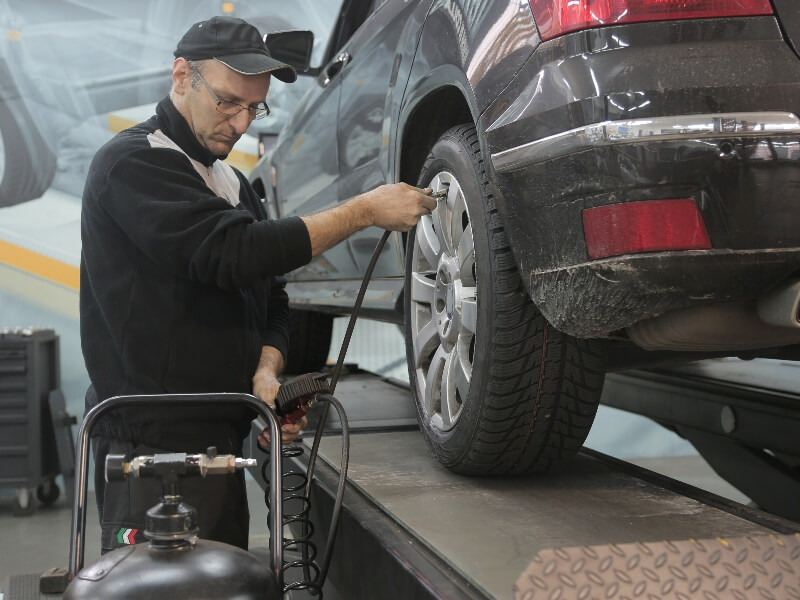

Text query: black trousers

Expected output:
[92,435,250,553]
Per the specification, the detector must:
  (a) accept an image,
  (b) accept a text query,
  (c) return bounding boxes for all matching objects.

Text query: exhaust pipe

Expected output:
[626,279,800,352]
[757,279,800,329]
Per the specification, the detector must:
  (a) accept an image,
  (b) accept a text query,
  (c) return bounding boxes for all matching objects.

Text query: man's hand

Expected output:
[257,419,306,446]
[252,346,307,445]
[252,369,280,406]
[360,183,437,232]
[301,182,437,257]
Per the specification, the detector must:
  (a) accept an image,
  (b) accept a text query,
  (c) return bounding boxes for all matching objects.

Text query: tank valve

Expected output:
[106,449,257,482]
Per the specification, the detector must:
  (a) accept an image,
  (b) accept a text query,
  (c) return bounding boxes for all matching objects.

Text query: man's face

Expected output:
[178,59,271,157]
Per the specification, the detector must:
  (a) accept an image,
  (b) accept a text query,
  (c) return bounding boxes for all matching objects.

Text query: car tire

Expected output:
[405,124,606,475]
[284,309,333,374]
[0,97,57,207]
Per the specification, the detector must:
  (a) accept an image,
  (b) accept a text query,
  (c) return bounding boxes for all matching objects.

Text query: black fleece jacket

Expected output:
[80,97,311,444]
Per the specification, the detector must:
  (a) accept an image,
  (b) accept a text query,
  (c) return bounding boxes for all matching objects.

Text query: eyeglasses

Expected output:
[191,67,270,120]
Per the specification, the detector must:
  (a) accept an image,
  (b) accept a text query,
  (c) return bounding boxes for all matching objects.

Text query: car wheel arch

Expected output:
[395,74,516,282]
[396,76,477,188]
[395,85,472,277]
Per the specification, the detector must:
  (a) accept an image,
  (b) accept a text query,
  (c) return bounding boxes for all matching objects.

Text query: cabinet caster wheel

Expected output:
[37,480,60,505]
[13,487,35,516]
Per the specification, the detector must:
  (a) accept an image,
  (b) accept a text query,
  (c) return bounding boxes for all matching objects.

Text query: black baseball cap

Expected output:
[174,16,297,83]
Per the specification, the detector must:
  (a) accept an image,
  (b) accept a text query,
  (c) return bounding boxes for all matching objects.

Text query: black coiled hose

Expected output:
[261,230,391,596]
[260,443,319,592]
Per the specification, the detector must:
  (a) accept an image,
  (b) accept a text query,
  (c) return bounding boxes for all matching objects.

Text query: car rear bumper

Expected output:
[530,248,800,338]
[488,124,800,337]
[490,112,800,174]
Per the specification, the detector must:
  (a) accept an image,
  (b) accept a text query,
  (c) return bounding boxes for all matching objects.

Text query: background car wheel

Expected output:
[405,124,606,475]
[36,479,60,505]
[284,309,333,374]
[0,98,57,207]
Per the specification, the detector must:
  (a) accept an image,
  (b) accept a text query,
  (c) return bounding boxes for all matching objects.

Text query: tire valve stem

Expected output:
[432,187,448,216]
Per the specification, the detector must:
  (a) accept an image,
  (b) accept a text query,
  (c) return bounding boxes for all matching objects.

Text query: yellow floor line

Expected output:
[0,240,79,291]
[0,263,79,320]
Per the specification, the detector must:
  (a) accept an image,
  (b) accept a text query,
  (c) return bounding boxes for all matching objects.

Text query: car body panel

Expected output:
[483,17,797,152]
[772,0,800,58]
[271,71,343,279]
[336,0,428,280]
[408,0,539,118]
[270,0,428,286]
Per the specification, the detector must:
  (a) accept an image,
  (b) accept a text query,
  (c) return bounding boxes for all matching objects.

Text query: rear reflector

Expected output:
[582,198,711,260]
[529,0,774,41]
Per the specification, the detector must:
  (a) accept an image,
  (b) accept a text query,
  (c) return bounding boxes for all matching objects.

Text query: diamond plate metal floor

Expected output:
[514,533,800,599]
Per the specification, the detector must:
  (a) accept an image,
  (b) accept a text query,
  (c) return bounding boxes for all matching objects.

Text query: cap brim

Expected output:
[214,54,297,83]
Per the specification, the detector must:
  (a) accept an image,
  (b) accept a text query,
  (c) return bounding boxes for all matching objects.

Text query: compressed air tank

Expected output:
[64,455,280,600]
[63,538,279,600]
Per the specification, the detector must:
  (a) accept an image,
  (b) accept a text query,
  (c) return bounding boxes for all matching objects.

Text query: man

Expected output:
[80,16,435,553]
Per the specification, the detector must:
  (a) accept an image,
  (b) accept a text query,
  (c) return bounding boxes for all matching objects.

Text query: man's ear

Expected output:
[172,57,192,95]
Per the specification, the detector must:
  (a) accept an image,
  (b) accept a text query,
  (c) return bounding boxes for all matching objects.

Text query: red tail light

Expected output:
[529,0,774,41]
[582,198,711,260]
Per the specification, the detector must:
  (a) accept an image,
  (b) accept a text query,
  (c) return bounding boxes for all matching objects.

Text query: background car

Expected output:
[0,0,337,205]
[253,0,800,478]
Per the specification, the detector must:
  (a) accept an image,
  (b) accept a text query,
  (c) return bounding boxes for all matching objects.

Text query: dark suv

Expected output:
[252,0,800,476]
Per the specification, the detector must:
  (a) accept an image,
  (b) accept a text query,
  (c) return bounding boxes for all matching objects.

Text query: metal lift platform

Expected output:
[254,369,800,600]
[5,369,800,599]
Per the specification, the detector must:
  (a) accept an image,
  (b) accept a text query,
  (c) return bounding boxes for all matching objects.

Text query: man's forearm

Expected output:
[300,196,372,257]
[299,183,436,258]
[252,345,284,408]
[254,345,285,379]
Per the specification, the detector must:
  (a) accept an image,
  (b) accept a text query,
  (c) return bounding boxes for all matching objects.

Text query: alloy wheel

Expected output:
[408,172,477,431]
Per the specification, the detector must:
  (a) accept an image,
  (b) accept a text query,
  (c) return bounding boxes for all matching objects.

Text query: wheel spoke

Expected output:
[457,224,475,283]
[441,345,470,427]
[424,345,448,421]
[460,296,477,334]
[410,272,435,305]
[449,183,468,259]
[454,339,471,406]
[416,215,441,271]
[440,350,456,428]
[413,315,439,369]
[437,179,456,257]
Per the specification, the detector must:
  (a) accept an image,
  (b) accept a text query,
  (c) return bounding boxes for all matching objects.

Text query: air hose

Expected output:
[261,229,392,595]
